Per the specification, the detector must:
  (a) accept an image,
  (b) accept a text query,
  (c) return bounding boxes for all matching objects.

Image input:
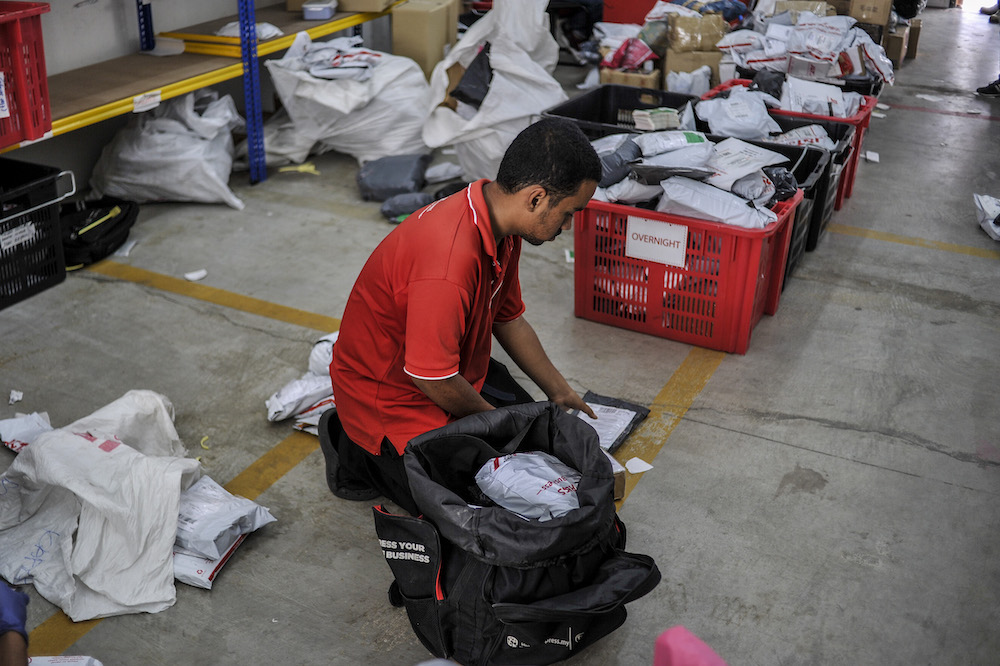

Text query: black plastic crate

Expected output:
[1,157,75,311]
[694,112,854,254]
[541,84,700,138]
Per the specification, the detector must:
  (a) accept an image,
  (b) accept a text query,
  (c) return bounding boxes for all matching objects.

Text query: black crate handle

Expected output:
[0,171,76,225]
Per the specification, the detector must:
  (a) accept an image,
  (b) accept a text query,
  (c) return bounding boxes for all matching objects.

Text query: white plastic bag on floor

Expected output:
[422,0,567,180]
[89,90,245,210]
[974,193,1000,241]
[266,33,430,164]
[0,391,200,621]
[174,476,275,560]
[233,109,325,169]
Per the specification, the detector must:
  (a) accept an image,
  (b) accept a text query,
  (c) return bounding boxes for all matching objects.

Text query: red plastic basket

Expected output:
[702,79,876,211]
[573,190,803,355]
[0,2,51,150]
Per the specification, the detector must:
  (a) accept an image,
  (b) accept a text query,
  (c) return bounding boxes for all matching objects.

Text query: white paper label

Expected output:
[133,91,162,113]
[625,216,687,268]
[0,73,9,119]
[1,222,36,251]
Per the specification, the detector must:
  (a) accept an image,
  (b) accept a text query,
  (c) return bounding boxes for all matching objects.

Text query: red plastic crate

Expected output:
[702,79,876,211]
[573,190,803,355]
[0,2,51,150]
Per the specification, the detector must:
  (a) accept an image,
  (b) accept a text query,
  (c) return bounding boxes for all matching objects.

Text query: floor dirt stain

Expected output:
[774,464,828,498]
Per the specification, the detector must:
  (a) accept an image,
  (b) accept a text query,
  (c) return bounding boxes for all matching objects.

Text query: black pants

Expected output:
[337,358,532,515]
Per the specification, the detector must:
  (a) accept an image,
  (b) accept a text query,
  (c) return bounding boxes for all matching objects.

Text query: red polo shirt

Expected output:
[330,180,525,455]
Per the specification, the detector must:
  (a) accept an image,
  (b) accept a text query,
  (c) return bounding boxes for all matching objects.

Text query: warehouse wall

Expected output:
[39,0,275,75]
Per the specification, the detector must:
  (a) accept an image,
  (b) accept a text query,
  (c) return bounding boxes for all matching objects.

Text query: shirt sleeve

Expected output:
[403,278,473,380]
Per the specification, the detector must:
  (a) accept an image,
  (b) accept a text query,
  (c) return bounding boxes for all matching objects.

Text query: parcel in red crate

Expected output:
[573,191,802,355]
[0,2,52,150]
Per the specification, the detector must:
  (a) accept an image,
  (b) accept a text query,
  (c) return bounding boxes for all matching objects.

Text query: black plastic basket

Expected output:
[541,85,700,138]
[1,157,76,311]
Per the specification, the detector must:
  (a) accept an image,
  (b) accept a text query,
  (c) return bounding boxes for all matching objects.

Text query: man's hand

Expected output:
[550,389,597,419]
[493,317,596,419]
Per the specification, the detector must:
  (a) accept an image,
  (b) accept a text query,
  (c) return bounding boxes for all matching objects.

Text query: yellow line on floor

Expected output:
[224,431,320,501]
[27,431,321,656]
[829,223,1000,261]
[86,261,341,332]
[615,347,726,507]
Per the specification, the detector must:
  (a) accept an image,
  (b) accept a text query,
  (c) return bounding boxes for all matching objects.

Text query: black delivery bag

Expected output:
[372,402,661,666]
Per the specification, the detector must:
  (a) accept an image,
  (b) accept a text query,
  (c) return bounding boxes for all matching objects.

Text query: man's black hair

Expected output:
[495,118,601,203]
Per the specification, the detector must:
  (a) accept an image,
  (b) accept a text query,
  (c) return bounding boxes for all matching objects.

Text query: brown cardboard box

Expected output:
[828,0,851,12]
[392,0,455,79]
[775,1,837,15]
[667,14,728,53]
[849,0,891,27]
[287,0,306,11]
[882,25,909,67]
[339,0,395,12]
[600,68,661,89]
[662,48,723,88]
[440,62,465,110]
[906,18,921,59]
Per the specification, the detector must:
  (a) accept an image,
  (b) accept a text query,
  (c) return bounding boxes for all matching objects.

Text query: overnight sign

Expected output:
[625,215,688,267]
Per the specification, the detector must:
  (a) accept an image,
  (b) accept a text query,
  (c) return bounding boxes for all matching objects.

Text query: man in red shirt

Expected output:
[324,118,600,514]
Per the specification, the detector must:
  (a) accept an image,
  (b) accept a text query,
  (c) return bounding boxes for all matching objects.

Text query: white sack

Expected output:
[89,91,245,209]
[0,390,200,621]
[266,33,430,164]
[696,92,782,139]
[974,193,1000,241]
[657,176,778,229]
[422,0,567,180]
[174,476,275,561]
[233,109,323,170]
[475,451,581,522]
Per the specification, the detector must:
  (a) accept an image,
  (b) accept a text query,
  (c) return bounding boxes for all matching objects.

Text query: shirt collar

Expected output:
[467,179,502,274]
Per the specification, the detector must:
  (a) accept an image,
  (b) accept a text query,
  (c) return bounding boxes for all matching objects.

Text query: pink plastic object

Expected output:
[653,626,728,666]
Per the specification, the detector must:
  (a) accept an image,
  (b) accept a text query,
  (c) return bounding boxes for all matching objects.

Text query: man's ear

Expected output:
[525,186,547,211]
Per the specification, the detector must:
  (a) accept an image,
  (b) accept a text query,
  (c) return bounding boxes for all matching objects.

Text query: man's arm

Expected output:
[410,375,496,419]
[493,316,597,419]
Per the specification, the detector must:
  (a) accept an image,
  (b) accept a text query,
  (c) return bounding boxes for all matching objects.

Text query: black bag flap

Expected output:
[404,403,616,566]
[372,505,443,601]
[491,552,661,623]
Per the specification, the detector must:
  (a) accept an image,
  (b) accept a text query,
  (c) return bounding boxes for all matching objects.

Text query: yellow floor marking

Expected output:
[86,261,341,332]
[27,430,321,655]
[224,431,320,501]
[615,347,726,508]
[27,616,102,658]
[829,223,1000,261]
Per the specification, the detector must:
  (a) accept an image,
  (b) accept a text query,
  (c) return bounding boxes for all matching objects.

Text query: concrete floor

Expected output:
[2,5,999,665]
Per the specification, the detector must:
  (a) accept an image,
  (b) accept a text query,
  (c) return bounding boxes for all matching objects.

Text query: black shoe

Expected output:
[977,79,1000,97]
[981,2,998,13]
[318,410,380,501]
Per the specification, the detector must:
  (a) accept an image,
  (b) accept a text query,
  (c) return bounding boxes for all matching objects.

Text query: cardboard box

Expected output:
[600,68,661,89]
[667,14,728,53]
[849,0,891,27]
[440,61,465,110]
[604,451,626,501]
[854,21,885,45]
[828,0,851,13]
[339,0,395,12]
[906,18,921,59]
[287,0,307,11]
[392,0,456,79]
[662,48,723,88]
[775,1,837,16]
[882,25,909,67]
